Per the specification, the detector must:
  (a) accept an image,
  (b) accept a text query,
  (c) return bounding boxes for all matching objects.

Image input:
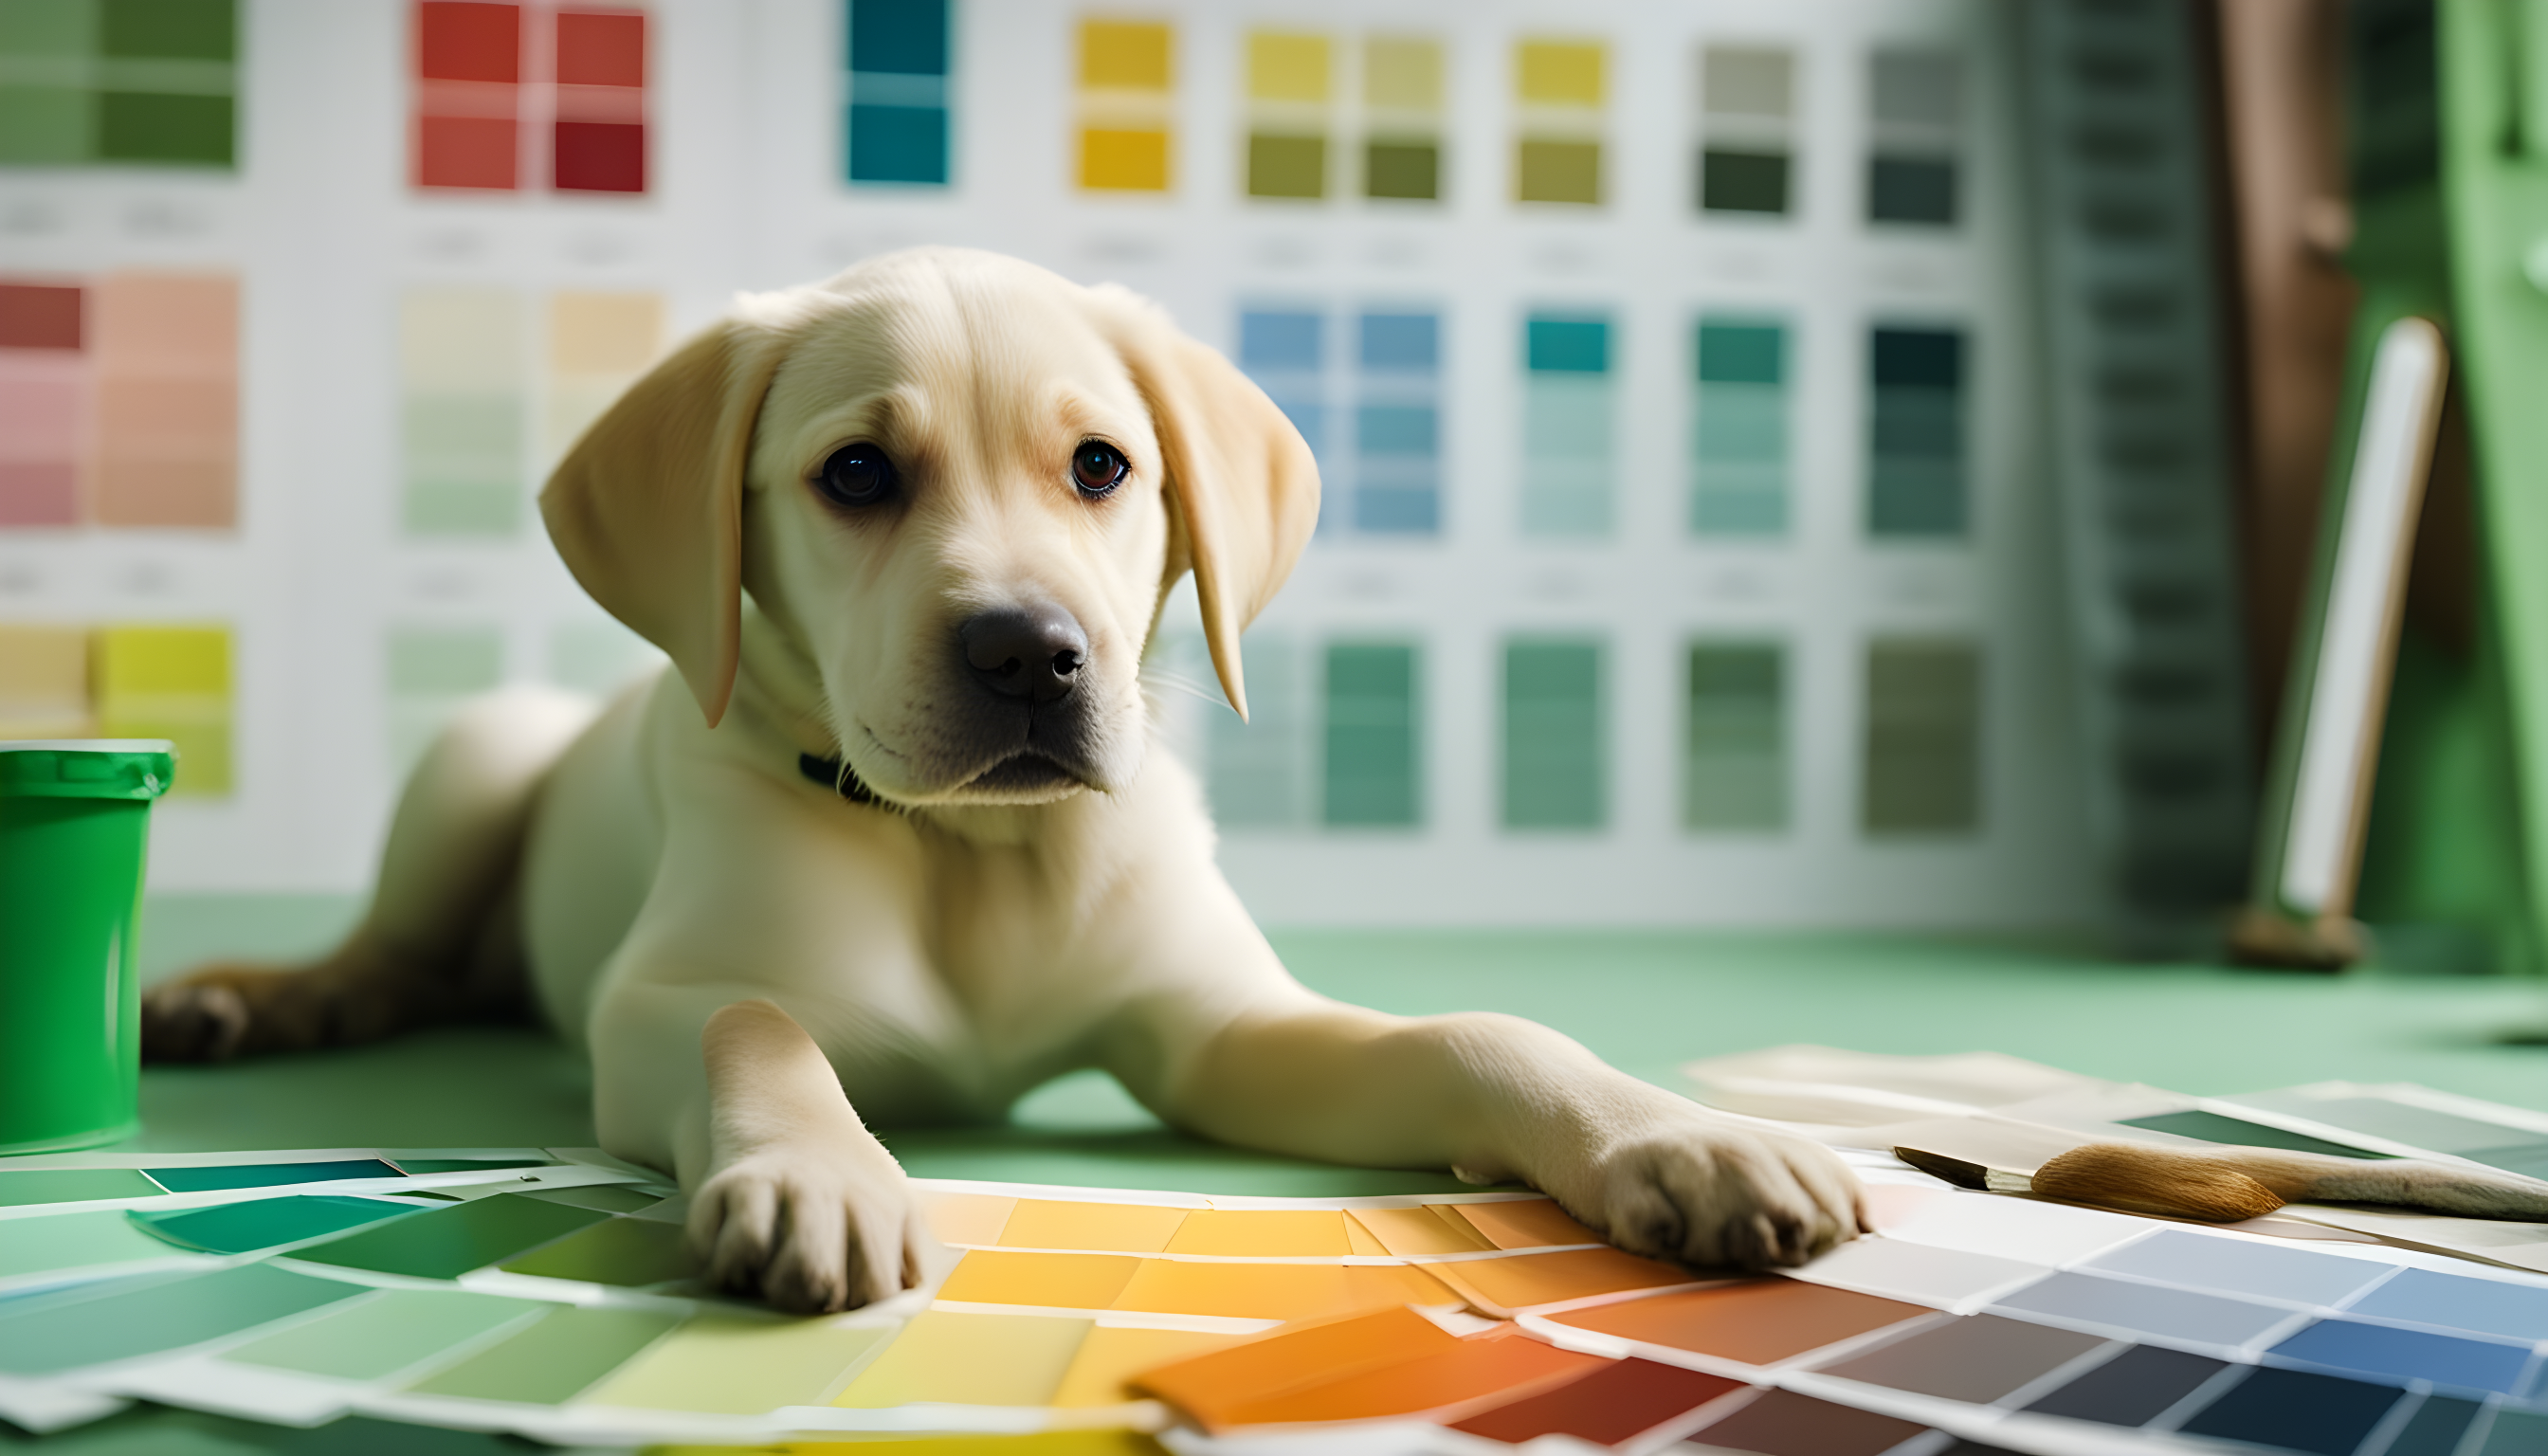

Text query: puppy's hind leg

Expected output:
[142,686,599,1063]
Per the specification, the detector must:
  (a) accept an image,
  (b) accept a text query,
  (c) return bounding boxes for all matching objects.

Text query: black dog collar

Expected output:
[798,753,881,806]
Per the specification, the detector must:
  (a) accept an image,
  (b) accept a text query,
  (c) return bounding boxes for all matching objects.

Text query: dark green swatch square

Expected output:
[1701,148,1789,213]
[100,0,233,60]
[500,1215,691,1286]
[127,1195,418,1255]
[148,1159,400,1192]
[2119,1110,2391,1158]
[1364,139,1437,199]
[292,1192,608,1279]
[96,89,233,165]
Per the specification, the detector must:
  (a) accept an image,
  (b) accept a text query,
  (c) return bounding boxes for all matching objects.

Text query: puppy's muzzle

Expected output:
[961,607,1086,704]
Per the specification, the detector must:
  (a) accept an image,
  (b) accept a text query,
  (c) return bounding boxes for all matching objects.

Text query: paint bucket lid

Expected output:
[0,740,176,800]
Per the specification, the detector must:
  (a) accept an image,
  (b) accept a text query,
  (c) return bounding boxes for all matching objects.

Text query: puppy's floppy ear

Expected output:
[540,319,788,728]
[1088,289,1320,721]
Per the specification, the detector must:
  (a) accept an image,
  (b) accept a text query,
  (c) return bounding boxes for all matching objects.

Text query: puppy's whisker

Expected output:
[1142,670,1230,710]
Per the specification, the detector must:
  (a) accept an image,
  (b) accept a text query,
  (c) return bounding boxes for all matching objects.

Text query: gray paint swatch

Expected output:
[1812,1314,2107,1404]
[2084,1229,2388,1306]
[2021,1343,2226,1427]
[1993,1271,2296,1349]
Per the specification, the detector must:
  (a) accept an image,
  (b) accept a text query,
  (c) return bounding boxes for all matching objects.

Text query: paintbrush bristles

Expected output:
[2034,1144,2285,1223]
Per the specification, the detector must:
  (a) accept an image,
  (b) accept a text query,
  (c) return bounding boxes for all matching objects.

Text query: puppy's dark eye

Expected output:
[1071,440,1127,499]
[815,444,898,508]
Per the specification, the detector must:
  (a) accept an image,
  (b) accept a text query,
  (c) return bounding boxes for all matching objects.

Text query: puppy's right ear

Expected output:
[541,320,787,728]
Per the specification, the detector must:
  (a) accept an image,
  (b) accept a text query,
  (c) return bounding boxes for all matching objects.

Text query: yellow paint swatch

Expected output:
[0,625,92,738]
[656,1432,1165,1456]
[832,1310,1090,1408]
[1342,1216,1388,1257]
[925,1193,1018,1247]
[1421,1247,1688,1318]
[1247,32,1328,102]
[999,1201,1187,1253]
[1079,21,1171,91]
[1348,1206,1493,1256]
[1441,1198,1601,1250]
[1051,1325,1243,1408]
[1079,128,1168,191]
[581,1316,892,1413]
[95,625,230,795]
[1518,40,1604,106]
[1365,37,1441,110]
[938,1249,1141,1310]
[1163,1210,1351,1257]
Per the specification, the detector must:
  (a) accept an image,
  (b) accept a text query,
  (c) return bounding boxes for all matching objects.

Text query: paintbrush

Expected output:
[1896,1142,2548,1224]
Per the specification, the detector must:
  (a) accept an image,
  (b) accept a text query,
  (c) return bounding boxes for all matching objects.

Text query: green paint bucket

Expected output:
[0,740,174,1154]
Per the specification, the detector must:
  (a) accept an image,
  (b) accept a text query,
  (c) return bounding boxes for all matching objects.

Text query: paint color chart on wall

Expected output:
[0,0,2083,924]
[2,1134,2545,1452]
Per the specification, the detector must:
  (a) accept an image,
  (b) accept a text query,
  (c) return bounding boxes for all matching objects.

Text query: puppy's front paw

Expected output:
[688,1144,932,1314]
[1579,1122,1864,1272]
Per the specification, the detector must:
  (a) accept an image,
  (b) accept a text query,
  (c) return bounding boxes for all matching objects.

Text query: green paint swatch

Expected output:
[406,1305,681,1404]
[0,1168,160,1207]
[581,1315,894,1413]
[128,1195,420,1254]
[225,1288,543,1381]
[499,1215,690,1286]
[291,1193,607,1279]
[147,1159,402,1192]
[521,1183,662,1214]
[388,1156,550,1175]
[0,1210,191,1282]
[0,1264,363,1374]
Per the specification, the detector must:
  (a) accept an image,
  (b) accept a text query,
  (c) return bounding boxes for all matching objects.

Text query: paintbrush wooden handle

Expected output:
[2034,1143,2548,1223]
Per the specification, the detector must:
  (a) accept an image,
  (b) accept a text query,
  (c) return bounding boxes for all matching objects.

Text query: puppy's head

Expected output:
[541,248,1318,806]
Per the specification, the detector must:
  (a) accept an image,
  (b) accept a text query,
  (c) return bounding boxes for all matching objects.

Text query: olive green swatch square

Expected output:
[291,1192,607,1280]
[1364,139,1437,200]
[406,1305,682,1404]
[226,1288,544,1381]
[1247,132,1324,198]
[500,1213,691,1285]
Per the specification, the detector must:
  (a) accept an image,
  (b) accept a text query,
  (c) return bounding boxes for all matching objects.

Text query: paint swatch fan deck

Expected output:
[1,1083,2546,1453]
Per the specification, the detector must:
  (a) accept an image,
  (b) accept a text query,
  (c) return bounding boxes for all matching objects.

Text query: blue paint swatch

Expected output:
[2178,1368,2403,1456]
[128,1195,419,1255]
[2269,1319,2535,1396]
[1993,1270,2296,1350]
[2084,1229,2389,1307]
[2020,1343,2226,1427]
[2344,1267,2548,1343]
[145,1159,403,1192]
[0,1265,364,1374]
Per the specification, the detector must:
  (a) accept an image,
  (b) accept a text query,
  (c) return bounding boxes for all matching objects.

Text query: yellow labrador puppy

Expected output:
[144,248,1864,1312]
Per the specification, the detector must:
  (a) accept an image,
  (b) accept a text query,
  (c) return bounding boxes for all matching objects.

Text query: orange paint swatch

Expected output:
[938,1249,1141,1310]
[1219,1327,1607,1429]
[924,1193,1017,1247]
[1445,1199,1601,1249]
[1164,1210,1353,1257]
[1112,1261,1352,1321]
[1133,1305,1456,1426]
[999,1201,1189,1254]
[1349,1206,1494,1256]
[1424,1247,1692,1317]
[1051,1325,1244,1408]
[1548,1279,1928,1367]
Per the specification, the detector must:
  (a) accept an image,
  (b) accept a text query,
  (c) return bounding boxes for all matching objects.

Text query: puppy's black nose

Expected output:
[961,607,1088,703]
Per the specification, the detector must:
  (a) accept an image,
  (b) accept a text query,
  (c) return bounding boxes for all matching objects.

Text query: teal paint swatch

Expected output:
[147,1158,402,1192]
[225,1288,544,1381]
[2119,1110,2390,1159]
[0,1264,363,1374]
[500,1215,691,1285]
[0,1210,191,1282]
[0,1168,160,1206]
[388,1156,551,1175]
[291,1193,608,1279]
[1502,639,1605,829]
[406,1304,682,1404]
[1324,643,1420,827]
[1692,320,1789,535]
[521,1183,662,1214]
[128,1195,419,1254]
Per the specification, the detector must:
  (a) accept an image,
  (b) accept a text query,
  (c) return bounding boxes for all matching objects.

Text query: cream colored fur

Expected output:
[152,248,1864,1312]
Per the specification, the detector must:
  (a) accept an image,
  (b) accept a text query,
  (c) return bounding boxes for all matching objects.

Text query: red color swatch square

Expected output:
[0,285,84,352]
[0,462,80,526]
[418,1,521,83]
[553,120,644,192]
[555,10,645,87]
[418,115,519,190]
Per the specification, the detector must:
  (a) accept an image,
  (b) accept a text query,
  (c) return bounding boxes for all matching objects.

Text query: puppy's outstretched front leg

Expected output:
[598,990,931,1313]
[1145,1002,1865,1272]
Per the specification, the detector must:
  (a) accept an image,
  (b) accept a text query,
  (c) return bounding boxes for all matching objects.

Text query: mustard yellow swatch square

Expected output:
[939,1249,1142,1309]
[1247,32,1328,102]
[1162,1210,1352,1257]
[1080,21,1171,91]
[1052,1325,1244,1408]
[999,1200,1187,1253]
[1080,128,1170,191]
[1518,40,1604,106]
